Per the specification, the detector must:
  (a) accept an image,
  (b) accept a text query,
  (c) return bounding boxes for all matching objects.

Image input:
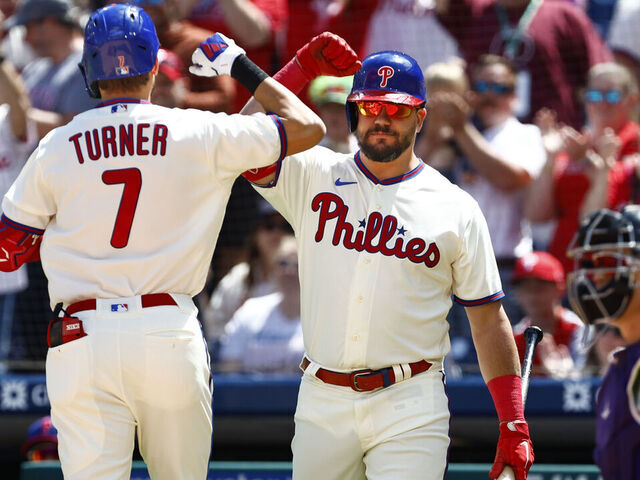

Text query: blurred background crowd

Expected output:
[0,0,637,384]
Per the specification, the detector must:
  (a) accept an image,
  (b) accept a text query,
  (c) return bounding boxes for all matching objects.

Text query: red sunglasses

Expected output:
[356,101,414,119]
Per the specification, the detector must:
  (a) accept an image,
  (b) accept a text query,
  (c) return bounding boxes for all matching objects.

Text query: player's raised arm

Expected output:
[239,32,361,185]
[189,33,325,155]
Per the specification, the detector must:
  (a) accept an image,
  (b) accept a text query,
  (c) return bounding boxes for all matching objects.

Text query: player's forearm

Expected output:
[467,302,521,383]
[454,123,531,191]
[253,77,325,155]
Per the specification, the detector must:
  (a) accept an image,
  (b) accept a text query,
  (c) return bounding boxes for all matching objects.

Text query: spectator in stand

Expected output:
[511,251,585,379]
[134,0,236,113]
[216,234,304,374]
[6,0,99,138]
[308,75,357,153]
[415,60,469,183]
[435,0,612,128]
[203,200,292,357]
[21,415,59,461]
[607,0,640,90]
[433,54,546,325]
[185,0,287,112]
[0,56,36,372]
[150,48,189,108]
[365,0,460,73]
[524,62,639,274]
[0,0,35,71]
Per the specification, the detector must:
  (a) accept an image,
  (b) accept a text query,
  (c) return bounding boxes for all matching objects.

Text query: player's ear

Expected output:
[415,107,427,133]
[150,59,159,76]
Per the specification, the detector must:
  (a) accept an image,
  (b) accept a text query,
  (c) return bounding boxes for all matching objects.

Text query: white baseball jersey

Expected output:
[255,148,503,370]
[2,99,285,307]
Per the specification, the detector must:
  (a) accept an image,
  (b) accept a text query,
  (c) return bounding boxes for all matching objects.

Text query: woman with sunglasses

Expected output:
[524,62,640,276]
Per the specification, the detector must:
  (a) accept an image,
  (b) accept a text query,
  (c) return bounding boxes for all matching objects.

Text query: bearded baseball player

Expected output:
[0,3,361,479]
[567,206,640,480]
[241,51,534,480]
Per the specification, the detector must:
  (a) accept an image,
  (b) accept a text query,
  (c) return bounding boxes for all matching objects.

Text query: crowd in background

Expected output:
[0,0,636,380]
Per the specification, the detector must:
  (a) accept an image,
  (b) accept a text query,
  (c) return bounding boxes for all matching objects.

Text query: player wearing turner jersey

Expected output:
[242,51,534,480]
[0,3,363,479]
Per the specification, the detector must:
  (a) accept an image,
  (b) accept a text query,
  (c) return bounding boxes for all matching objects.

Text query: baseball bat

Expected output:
[496,326,544,480]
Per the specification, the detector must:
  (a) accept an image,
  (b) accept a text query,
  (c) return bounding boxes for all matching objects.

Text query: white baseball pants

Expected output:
[46,294,213,480]
[292,366,450,480]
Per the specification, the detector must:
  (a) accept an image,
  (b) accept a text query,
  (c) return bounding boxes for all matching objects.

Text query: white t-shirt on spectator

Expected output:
[218,292,304,374]
[608,0,640,63]
[365,0,461,70]
[458,117,546,259]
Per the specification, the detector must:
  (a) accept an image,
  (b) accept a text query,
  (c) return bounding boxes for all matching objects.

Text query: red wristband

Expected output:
[272,57,310,95]
[487,374,524,423]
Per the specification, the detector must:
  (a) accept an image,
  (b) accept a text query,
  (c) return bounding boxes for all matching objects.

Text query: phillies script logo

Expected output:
[378,66,394,87]
[312,193,440,267]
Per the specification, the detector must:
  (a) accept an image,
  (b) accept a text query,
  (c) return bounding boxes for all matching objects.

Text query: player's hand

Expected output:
[295,32,361,80]
[489,420,534,480]
[189,33,246,77]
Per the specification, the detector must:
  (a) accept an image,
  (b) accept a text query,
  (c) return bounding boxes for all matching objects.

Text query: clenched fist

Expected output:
[296,32,361,79]
[189,33,246,77]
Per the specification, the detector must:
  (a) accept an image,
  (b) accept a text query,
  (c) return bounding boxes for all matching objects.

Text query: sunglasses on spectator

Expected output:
[584,89,624,104]
[356,101,414,119]
[472,81,514,95]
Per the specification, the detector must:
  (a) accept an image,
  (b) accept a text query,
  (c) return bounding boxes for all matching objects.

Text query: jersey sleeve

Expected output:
[2,146,55,230]
[251,148,319,230]
[451,200,504,306]
[204,111,286,180]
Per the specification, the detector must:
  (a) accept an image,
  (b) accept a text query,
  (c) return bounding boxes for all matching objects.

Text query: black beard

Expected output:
[356,127,413,163]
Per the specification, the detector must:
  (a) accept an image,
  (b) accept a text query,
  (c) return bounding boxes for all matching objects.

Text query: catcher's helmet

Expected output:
[567,205,640,325]
[79,4,160,99]
[346,51,426,132]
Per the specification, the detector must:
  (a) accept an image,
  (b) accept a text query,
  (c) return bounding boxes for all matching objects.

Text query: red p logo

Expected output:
[378,66,394,87]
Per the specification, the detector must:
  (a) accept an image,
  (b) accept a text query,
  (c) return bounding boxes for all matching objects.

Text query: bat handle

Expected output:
[496,465,516,480]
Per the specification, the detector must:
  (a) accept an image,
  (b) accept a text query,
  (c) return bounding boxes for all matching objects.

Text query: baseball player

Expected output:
[566,206,640,480]
[0,3,360,479]
[242,51,534,480]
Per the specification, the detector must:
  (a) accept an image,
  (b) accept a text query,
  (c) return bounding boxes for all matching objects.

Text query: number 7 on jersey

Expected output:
[102,168,142,249]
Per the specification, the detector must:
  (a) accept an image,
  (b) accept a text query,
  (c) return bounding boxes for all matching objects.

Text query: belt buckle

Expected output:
[349,369,374,392]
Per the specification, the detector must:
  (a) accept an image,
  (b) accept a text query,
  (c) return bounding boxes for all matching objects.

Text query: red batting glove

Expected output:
[295,32,361,80]
[489,420,534,480]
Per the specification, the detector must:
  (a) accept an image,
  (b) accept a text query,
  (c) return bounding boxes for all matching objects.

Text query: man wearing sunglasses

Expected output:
[242,51,534,480]
[433,54,545,329]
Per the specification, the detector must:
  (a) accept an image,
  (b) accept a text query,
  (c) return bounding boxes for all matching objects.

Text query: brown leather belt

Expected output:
[300,357,432,392]
[66,293,177,315]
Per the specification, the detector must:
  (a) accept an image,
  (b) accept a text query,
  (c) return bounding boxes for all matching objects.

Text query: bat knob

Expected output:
[524,325,543,345]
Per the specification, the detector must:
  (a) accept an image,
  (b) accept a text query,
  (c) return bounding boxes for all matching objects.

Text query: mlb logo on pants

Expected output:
[111,304,129,312]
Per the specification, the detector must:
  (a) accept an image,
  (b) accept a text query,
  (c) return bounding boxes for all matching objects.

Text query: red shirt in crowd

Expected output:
[437,0,612,128]
[513,308,585,375]
[549,121,639,273]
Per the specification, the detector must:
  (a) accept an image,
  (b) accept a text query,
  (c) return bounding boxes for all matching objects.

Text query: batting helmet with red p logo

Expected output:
[346,51,426,131]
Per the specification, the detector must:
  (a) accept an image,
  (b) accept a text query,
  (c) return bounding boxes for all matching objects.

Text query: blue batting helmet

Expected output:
[79,4,160,99]
[346,51,426,131]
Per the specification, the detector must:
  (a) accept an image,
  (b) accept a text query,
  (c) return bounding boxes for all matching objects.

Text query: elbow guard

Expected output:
[0,216,43,272]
